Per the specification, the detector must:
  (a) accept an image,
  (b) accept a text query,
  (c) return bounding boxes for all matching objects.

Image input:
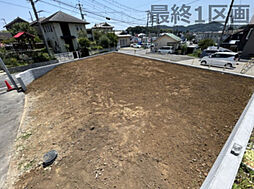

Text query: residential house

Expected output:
[115,31,131,47]
[195,31,224,44]
[4,17,29,31]
[0,32,12,42]
[222,14,254,59]
[92,22,114,33]
[0,31,12,48]
[153,33,181,51]
[31,11,89,53]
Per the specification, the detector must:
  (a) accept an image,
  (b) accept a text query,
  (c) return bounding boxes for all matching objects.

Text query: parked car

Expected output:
[200,52,239,68]
[132,43,141,48]
[200,46,232,58]
[158,46,174,54]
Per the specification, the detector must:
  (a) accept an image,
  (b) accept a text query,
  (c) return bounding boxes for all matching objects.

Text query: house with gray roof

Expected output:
[4,17,29,31]
[31,11,89,53]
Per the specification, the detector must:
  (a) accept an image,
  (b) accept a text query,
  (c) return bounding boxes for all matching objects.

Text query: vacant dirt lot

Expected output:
[10,53,254,188]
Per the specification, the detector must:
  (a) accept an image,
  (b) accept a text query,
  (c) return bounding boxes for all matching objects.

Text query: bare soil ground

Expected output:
[9,53,254,189]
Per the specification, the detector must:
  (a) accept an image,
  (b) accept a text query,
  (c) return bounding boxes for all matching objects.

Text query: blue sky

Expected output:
[0,0,253,30]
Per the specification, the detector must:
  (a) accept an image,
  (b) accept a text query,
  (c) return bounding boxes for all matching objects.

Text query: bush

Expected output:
[78,37,91,57]
[99,35,110,48]
[3,57,19,67]
[180,44,187,55]
[106,33,118,47]
[32,52,50,62]
[198,39,215,50]
[189,49,202,58]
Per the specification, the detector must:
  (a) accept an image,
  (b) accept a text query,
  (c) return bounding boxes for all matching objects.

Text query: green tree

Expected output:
[98,35,110,48]
[78,36,91,56]
[9,22,37,36]
[106,33,118,47]
[93,31,103,42]
[198,39,215,50]
[78,30,87,38]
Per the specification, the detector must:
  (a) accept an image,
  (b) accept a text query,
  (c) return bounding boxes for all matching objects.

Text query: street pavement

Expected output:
[0,72,19,89]
[119,48,254,76]
[0,90,24,188]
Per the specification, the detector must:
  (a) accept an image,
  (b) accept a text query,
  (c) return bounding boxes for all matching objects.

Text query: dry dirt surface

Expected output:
[10,53,254,189]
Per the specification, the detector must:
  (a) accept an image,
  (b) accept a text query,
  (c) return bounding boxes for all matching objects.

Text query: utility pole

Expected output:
[29,0,52,57]
[217,0,235,49]
[77,3,84,20]
[29,11,34,22]
[146,10,150,44]
[157,16,160,37]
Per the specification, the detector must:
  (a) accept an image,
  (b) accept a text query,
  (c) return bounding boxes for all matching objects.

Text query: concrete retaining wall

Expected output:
[8,60,58,73]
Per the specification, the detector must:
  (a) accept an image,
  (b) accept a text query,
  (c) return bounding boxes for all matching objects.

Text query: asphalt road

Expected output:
[0,72,19,89]
[0,91,24,188]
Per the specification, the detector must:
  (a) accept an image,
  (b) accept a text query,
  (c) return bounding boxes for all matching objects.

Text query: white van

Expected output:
[200,52,239,69]
[158,46,174,54]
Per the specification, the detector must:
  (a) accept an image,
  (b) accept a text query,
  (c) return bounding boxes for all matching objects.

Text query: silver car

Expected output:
[200,52,239,69]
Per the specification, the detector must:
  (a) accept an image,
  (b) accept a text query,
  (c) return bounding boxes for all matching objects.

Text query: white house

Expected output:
[115,31,131,48]
[92,22,114,33]
[153,33,181,51]
[31,11,89,53]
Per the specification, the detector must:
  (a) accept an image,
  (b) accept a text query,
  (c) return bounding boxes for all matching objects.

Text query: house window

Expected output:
[76,26,79,31]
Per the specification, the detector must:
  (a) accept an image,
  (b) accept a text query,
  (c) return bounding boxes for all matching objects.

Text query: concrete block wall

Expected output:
[16,63,60,86]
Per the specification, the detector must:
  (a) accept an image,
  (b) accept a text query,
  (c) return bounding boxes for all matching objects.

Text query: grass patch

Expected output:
[233,136,254,188]
[20,131,32,140]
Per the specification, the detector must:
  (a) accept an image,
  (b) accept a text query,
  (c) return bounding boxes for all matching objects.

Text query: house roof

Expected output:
[0,32,12,40]
[4,17,28,28]
[30,17,46,26]
[40,11,89,24]
[13,32,35,39]
[92,22,114,29]
[155,33,181,42]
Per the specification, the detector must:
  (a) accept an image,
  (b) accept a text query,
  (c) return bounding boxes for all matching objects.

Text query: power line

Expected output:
[83,0,145,22]
[0,0,32,10]
[102,0,146,12]
[40,0,144,25]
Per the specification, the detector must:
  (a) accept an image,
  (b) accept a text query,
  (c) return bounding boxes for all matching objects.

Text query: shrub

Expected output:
[3,57,19,67]
[106,33,118,47]
[198,39,215,50]
[189,49,202,58]
[98,35,110,48]
[32,52,50,62]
